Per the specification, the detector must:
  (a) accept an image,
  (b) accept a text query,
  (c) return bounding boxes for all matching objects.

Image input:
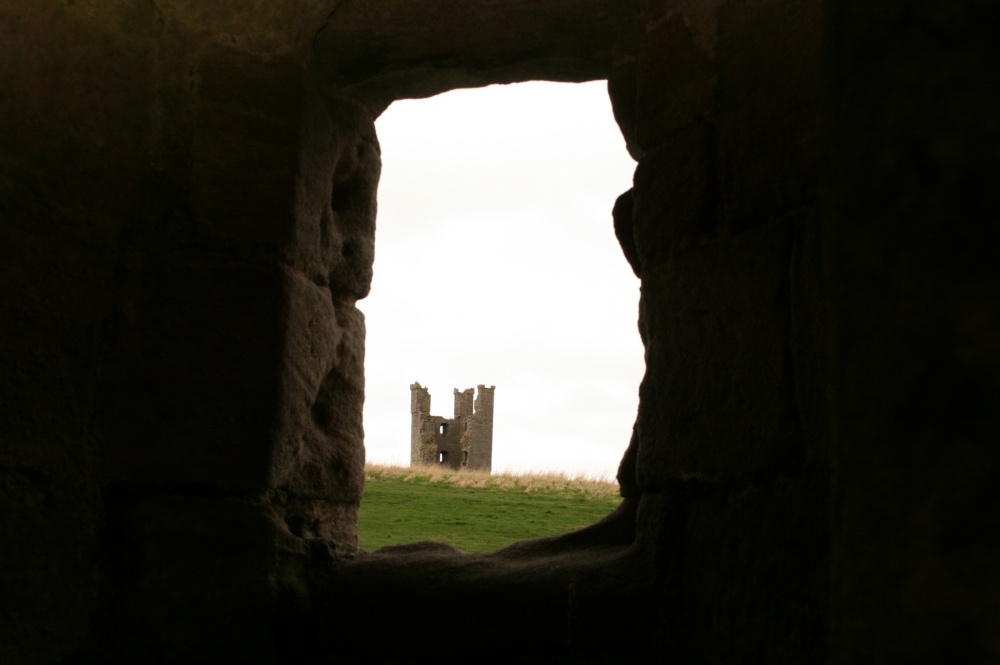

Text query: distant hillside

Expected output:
[359,464,623,553]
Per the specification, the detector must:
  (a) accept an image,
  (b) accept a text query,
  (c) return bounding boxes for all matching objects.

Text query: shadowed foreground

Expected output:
[2,0,997,662]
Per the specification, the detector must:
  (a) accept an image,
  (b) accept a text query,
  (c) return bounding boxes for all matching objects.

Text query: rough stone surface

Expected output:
[634,14,717,148]
[409,383,495,471]
[269,266,366,542]
[661,473,829,661]
[312,0,642,114]
[825,2,1000,662]
[2,0,998,663]
[103,493,310,662]
[637,219,801,486]
[2,3,374,660]
[631,121,720,264]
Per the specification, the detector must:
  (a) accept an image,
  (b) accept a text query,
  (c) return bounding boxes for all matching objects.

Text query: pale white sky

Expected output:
[360,80,643,480]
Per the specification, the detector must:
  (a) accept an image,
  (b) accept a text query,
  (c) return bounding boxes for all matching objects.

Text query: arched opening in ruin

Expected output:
[359,80,643,551]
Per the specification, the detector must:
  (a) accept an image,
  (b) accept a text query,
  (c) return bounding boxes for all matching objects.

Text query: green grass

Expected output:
[358,464,623,553]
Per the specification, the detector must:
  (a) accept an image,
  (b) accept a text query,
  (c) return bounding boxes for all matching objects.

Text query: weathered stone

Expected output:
[3,0,999,662]
[104,493,310,662]
[638,0,726,43]
[312,0,642,114]
[659,473,828,662]
[637,219,801,487]
[95,42,374,543]
[0,463,103,664]
[318,98,380,301]
[191,47,305,249]
[606,60,643,161]
[409,383,495,471]
[612,188,641,277]
[825,2,1000,661]
[315,536,658,664]
[0,6,176,659]
[100,253,285,490]
[615,428,642,498]
[631,121,719,266]
[153,0,344,58]
[714,0,821,229]
[634,14,717,150]
[268,266,366,543]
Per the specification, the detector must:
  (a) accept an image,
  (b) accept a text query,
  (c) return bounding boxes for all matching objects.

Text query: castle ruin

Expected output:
[410,383,494,472]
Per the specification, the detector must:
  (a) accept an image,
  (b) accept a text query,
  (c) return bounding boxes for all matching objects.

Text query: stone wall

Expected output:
[2,2,374,660]
[419,416,465,466]
[825,2,1000,661]
[465,385,496,472]
[609,1,828,658]
[454,387,475,417]
[2,0,997,663]
[410,383,493,471]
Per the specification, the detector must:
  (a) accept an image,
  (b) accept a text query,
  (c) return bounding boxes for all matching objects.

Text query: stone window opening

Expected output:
[368,81,640,546]
[366,81,641,485]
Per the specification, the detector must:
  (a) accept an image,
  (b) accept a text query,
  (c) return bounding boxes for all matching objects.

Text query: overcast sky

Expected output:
[360,80,643,480]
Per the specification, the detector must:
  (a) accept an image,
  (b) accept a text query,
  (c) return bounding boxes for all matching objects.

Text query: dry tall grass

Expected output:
[364,462,621,498]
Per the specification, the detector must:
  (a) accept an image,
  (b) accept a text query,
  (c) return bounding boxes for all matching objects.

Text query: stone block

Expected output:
[191,46,304,249]
[193,48,379,300]
[612,189,641,278]
[106,493,309,662]
[639,0,725,39]
[607,60,643,161]
[660,474,828,663]
[100,254,284,492]
[636,219,801,487]
[631,121,717,268]
[321,98,380,302]
[0,461,103,664]
[312,0,642,113]
[634,14,717,150]
[825,2,1000,652]
[268,266,365,543]
[715,0,820,228]
[0,7,166,661]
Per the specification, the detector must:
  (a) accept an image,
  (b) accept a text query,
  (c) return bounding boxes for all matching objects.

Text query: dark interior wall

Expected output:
[1,2,374,660]
[310,0,642,113]
[95,45,378,661]
[825,2,1000,662]
[608,1,828,660]
[1,0,997,663]
[1,5,162,659]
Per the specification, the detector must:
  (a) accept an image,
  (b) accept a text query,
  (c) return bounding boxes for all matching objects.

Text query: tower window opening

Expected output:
[438,423,447,435]
[438,451,448,464]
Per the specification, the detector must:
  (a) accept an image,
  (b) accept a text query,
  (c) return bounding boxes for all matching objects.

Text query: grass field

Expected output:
[358,464,623,553]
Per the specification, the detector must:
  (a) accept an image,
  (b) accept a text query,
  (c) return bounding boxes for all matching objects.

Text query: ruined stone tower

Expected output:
[410,383,494,472]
